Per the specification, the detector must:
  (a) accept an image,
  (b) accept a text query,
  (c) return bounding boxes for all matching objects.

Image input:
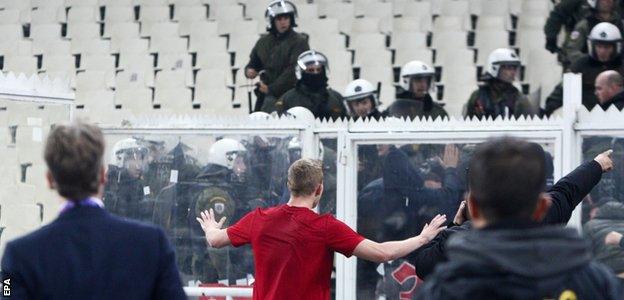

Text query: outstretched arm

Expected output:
[353,214,447,263]
[544,149,613,225]
[196,209,231,248]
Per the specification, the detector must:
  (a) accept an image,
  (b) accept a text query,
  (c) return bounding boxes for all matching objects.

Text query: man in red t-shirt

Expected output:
[197,158,447,299]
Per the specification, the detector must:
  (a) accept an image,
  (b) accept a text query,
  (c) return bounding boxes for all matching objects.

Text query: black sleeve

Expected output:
[245,40,264,71]
[619,235,624,249]
[542,160,603,225]
[543,0,583,38]
[152,228,187,300]
[544,82,563,116]
[412,223,471,279]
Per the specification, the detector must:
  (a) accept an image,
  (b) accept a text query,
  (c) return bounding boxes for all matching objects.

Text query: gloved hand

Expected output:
[545,37,560,54]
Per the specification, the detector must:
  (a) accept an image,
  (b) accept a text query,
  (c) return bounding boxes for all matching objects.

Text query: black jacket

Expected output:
[413,160,604,279]
[600,90,624,111]
[1,206,186,300]
[414,222,623,299]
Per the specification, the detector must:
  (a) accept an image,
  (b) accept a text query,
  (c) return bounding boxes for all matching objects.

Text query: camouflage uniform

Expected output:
[246,29,310,112]
[276,83,347,120]
[561,14,624,67]
[385,92,448,120]
[465,79,535,119]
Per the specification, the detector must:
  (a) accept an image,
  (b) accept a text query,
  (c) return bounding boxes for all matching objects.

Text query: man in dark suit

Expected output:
[0,122,186,299]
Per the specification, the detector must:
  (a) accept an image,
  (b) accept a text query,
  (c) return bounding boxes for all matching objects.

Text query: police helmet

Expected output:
[343,79,380,115]
[295,50,329,80]
[485,48,521,80]
[265,0,298,31]
[399,60,435,92]
[587,22,622,59]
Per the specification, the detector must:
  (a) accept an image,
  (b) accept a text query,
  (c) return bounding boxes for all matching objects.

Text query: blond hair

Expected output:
[287,158,323,197]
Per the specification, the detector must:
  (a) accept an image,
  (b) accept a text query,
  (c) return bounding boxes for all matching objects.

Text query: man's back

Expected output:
[227,205,364,299]
[1,206,186,300]
[415,225,623,299]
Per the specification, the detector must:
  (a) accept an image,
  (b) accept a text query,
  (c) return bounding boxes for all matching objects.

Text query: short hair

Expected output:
[44,121,105,201]
[468,136,546,222]
[287,158,323,197]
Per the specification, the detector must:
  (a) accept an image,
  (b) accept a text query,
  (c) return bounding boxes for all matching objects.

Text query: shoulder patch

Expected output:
[570,31,580,40]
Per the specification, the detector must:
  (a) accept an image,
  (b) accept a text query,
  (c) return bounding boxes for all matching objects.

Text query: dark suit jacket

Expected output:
[1,206,186,300]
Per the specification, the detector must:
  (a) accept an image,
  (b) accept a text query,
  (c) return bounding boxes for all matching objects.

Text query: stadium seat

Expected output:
[324,50,352,89]
[517,16,546,31]
[475,30,510,65]
[307,34,346,55]
[173,5,208,34]
[155,69,191,89]
[476,16,509,31]
[32,39,71,56]
[103,6,135,24]
[432,31,467,49]
[32,0,64,8]
[356,2,392,19]
[477,0,510,17]
[115,38,150,54]
[71,38,111,55]
[98,0,133,6]
[170,0,202,6]
[0,0,31,11]
[433,16,470,32]
[150,36,187,54]
[349,33,386,51]
[195,51,231,70]
[298,18,339,35]
[28,7,66,25]
[0,9,21,25]
[118,53,154,71]
[348,17,383,34]
[440,65,478,86]
[391,32,428,51]
[3,55,38,75]
[114,87,154,112]
[0,24,24,42]
[139,5,170,23]
[65,0,98,7]
[439,0,470,17]
[106,21,140,41]
[394,48,433,68]
[436,48,474,67]
[156,53,192,71]
[41,55,76,74]
[135,0,168,6]
[209,4,243,22]
[79,54,116,73]
[521,0,552,16]
[517,29,547,62]
[297,3,318,20]
[75,70,114,90]
[30,24,63,41]
[393,16,432,33]
[217,19,261,35]
[68,7,100,23]
[67,22,100,40]
[153,87,193,111]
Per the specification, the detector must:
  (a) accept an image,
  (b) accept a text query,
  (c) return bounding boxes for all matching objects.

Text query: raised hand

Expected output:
[419,214,448,242]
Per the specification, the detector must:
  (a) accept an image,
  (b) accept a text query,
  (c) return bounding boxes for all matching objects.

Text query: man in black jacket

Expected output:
[1,122,186,299]
[413,146,614,279]
[415,137,621,299]
[596,70,624,110]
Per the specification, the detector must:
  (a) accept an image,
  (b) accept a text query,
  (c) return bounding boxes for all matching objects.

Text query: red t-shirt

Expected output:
[226,205,365,300]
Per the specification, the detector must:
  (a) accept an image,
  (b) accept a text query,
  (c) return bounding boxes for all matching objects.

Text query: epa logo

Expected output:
[2,278,10,296]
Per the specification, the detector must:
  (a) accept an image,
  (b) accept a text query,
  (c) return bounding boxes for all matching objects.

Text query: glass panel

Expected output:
[355,141,555,299]
[320,138,338,215]
[581,135,624,278]
[102,132,298,285]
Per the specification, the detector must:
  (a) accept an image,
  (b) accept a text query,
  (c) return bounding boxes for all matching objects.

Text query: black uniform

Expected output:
[415,221,623,299]
[276,81,347,120]
[544,54,624,116]
[412,160,604,279]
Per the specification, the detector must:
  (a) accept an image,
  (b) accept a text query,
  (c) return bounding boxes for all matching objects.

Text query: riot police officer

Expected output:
[343,79,383,119]
[464,48,535,119]
[275,50,347,120]
[246,0,310,112]
[544,22,624,116]
[387,60,448,120]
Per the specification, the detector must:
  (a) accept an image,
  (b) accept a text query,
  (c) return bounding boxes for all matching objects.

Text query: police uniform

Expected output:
[246,29,310,112]
[562,14,624,67]
[465,78,534,119]
[386,92,448,120]
[276,82,347,120]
